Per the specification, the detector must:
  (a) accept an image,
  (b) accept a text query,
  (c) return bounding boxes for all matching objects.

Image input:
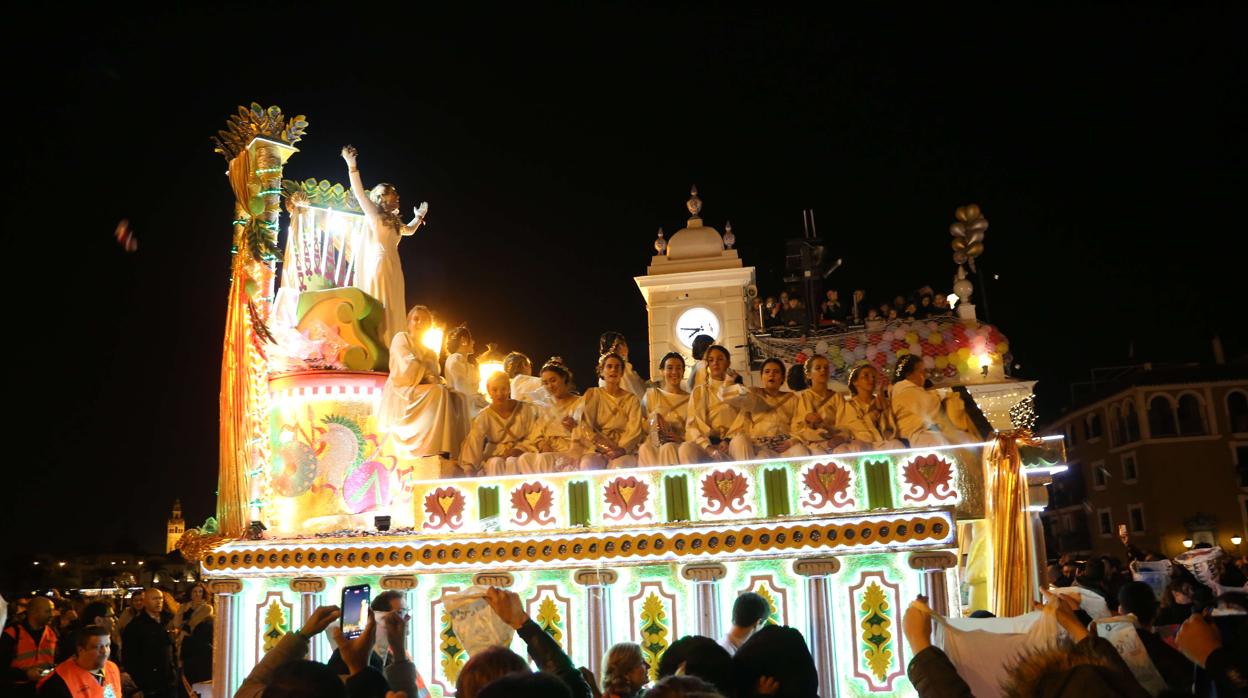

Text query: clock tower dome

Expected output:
[634,187,755,381]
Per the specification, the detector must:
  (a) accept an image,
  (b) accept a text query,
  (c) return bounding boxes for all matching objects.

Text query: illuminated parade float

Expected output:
[183,104,1066,698]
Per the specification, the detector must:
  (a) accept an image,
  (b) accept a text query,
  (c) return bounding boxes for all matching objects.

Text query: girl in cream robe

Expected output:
[577,353,645,469]
[890,355,976,447]
[680,345,745,464]
[727,358,811,461]
[791,356,850,454]
[639,352,691,466]
[517,359,585,473]
[460,373,541,476]
[832,364,905,453]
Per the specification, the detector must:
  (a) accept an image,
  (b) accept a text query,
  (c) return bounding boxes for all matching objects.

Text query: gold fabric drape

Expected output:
[985,429,1040,617]
[217,150,257,536]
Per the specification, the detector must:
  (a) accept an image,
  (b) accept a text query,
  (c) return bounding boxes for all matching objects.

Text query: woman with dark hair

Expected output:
[518,358,585,473]
[177,584,214,686]
[340,145,427,344]
[891,355,974,447]
[598,332,647,398]
[640,352,691,466]
[684,334,715,392]
[577,353,645,469]
[831,364,904,453]
[444,326,485,413]
[682,345,745,464]
[791,355,847,454]
[726,358,811,461]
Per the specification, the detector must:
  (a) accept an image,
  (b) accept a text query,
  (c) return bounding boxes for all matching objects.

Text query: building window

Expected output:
[1092,459,1108,489]
[1097,508,1114,537]
[1066,423,1077,446]
[1109,405,1122,446]
[1124,400,1141,442]
[1227,391,1248,434]
[1149,395,1178,437]
[1122,453,1138,484]
[1128,504,1146,534]
[1176,393,1207,435]
[1233,443,1248,489]
[1087,413,1103,441]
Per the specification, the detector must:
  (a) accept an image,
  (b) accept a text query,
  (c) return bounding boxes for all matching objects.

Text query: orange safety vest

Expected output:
[37,658,122,698]
[3,623,57,673]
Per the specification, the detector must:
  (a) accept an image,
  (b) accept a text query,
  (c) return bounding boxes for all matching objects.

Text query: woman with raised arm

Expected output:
[639,352,691,466]
[341,145,427,344]
[681,345,745,463]
[518,358,585,473]
[577,352,645,469]
[832,364,904,453]
[460,372,540,476]
[791,355,848,454]
[728,358,811,460]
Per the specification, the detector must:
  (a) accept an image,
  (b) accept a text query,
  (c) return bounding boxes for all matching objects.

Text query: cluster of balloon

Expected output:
[949,204,988,271]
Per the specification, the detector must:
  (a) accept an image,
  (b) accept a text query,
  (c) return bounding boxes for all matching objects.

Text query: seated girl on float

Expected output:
[681,344,745,464]
[377,305,470,460]
[598,331,647,399]
[576,351,645,470]
[790,355,849,454]
[516,358,585,473]
[639,352,690,467]
[723,357,810,461]
[890,354,976,447]
[827,363,905,453]
[459,372,540,476]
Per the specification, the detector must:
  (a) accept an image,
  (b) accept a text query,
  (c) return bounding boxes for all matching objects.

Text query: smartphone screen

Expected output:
[341,584,371,639]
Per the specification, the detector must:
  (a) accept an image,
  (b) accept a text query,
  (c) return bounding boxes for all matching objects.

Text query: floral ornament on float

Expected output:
[700,469,752,516]
[423,487,467,531]
[510,481,556,526]
[603,476,652,522]
[801,461,855,510]
[901,454,957,503]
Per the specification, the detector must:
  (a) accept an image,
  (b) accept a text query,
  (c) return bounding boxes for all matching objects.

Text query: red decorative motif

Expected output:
[603,476,651,521]
[700,469,750,515]
[509,481,556,526]
[423,487,466,531]
[801,461,854,509]
[902,454,956,502]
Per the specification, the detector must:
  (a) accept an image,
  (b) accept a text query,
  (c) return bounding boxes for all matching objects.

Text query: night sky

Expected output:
[5,4,1244,556]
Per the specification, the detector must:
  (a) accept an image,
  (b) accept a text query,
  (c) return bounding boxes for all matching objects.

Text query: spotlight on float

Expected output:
[421,325,445,354]
[476,343,508,395]
[978,353,992,378]
[374,515,391,532]
[1182,538,1194,549]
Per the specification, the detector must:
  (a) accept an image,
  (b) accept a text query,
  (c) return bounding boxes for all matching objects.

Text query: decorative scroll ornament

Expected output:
[604,476,650,521]
[424,487,467,531]
[510,481,556,526]
[282,178,364,214]
[535,596,564,645]
[901,455,956,503]
[212,103,308,162]
[439,605,467,685]
[700,469,750,515]
[802,461,854,509]
[262,599,290,653]
[639,592,670,682]
[860,582,894,682]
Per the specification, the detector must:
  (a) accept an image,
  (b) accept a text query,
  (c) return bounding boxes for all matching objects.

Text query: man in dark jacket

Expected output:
[484,587,591,698]
[1117,581,1194,691]
[121,589,175,698]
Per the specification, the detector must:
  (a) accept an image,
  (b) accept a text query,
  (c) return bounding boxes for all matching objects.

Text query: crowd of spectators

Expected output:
[749,285,955,334]
[1,585,212,697]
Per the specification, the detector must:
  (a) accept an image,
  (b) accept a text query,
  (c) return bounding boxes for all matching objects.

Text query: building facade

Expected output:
[167,499,186,553]
[1041,365,1248,561]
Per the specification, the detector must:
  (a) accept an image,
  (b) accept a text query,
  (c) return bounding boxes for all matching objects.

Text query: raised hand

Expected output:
[484,586,528,629]
[341,145,358,166]
[300,605,342,637]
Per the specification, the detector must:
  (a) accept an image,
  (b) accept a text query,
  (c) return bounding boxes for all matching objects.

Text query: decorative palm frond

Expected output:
[211,103,309,161]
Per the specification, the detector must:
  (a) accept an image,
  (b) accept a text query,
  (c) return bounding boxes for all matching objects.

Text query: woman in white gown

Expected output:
[598,332,647,399]
[443,326,487,417]
[639,352,691,467]
[727,358,811,461]
[680,345,745,464]
[460,372,540,476]
[517,359,585,473]
[890,355,976,447]
[341,146,426,345]
[832,364,905,453]
[378,306,469,459]
[577,352,645,470]
[791,355,848,454]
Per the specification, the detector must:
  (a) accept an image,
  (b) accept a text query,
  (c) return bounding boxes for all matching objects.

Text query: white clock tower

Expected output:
[635,187,755,381]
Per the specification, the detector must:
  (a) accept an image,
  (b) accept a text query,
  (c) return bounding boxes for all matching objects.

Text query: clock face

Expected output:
[674,306,721,349]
